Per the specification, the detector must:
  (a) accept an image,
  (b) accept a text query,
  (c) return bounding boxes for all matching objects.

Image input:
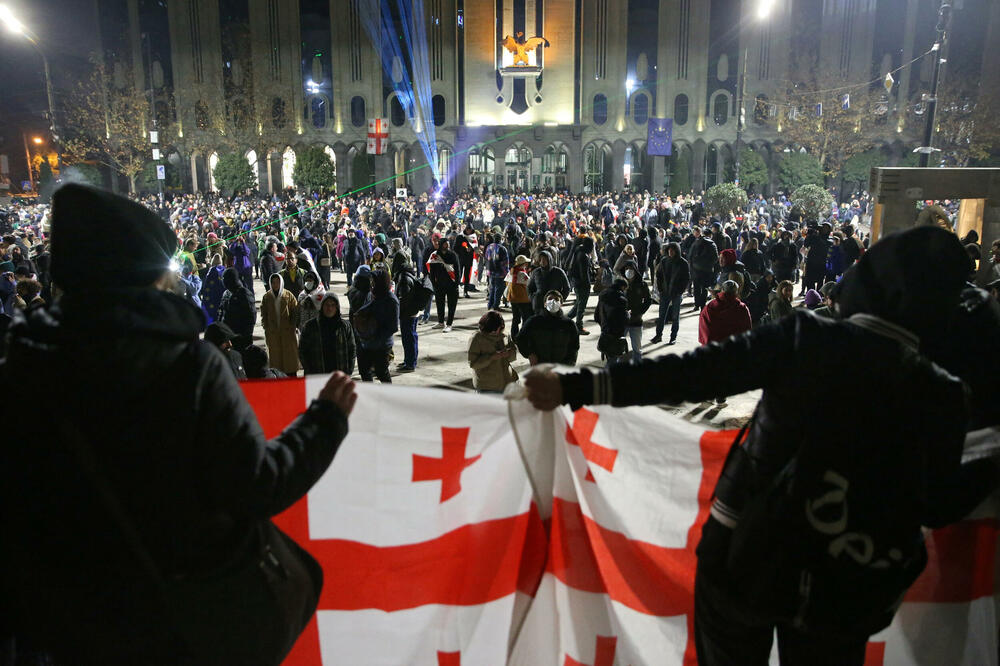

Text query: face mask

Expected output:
[545,299,561,314]
[625,269,636,279]
[305,281,315,291]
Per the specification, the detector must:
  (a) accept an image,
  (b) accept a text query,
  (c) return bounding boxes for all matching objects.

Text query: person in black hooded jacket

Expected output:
[0,184,357,666]
[218,267,257,350]
[525,226,998,666]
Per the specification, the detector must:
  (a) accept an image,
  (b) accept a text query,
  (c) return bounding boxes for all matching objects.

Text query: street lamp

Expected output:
[735,0,774,186]
[32,136,43,145]
[0,4,61,169]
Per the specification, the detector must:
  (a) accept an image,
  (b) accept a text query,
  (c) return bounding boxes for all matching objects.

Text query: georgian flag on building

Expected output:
[367,118,389,155]
[239,379,1000,665]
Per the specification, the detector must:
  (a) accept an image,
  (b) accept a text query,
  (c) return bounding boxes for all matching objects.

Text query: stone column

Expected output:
[567,144,584,193]
[190,154,200,193]
[691,141,706,193]
[650,156,665,194]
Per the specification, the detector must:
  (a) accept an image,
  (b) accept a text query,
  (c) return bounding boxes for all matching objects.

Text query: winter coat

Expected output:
[769,241,798,277]
[0,288,347,663]
[427,249,460,287]
[229,239,254,272]
[740,248,766,275]
[596,288,628,338]
[527,251,570,314]
[655,254,691,300]
[698,292,753,344]
[261,275,300,374]
[507,264,531,304]
[746,276,775,324]
[279,266,306,298]
[625,279,652,326]
[299,295,356,376]
[768,291,794,322]
[218,268,257,346]
[468,331,517,391]
[260,251,283,282]
[689,237,719,273]
[516,311,580,365]
[297,282,326,332]
[353,291,399,350]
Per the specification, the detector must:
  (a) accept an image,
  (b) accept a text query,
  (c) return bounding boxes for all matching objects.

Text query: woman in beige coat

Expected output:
[261,273,301,375]
[467,310,518,394]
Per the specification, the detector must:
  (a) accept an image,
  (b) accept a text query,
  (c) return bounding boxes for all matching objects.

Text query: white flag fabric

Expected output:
[238,380,999,665]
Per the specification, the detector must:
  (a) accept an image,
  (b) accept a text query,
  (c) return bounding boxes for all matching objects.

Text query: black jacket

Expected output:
[527,251,571,314]
[0,289,348,664]
[596,288,628,338]
[219,267,257,346]
[260,251,283,282]
[688,237,719,273]
[516,311,580,365]
[625,279,652,326]
[656,255,691,300]
[299,314,356,376]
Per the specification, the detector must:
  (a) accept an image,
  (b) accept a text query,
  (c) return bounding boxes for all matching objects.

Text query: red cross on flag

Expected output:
[367,118,389,155]
[239,380,1000,665]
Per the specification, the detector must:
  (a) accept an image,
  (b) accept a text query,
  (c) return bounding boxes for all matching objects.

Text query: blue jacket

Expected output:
[354,292,400,350]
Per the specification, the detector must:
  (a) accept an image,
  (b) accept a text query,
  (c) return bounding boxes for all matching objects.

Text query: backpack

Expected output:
[352,301,379,340]
[485,244,508,276]
[399,274,434,317]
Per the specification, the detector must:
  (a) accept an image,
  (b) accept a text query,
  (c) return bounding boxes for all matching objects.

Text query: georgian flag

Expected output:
[239,380,1000,665]
[367,118,389,155]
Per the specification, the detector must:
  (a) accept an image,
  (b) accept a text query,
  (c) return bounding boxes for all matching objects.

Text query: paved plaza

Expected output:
[252,270,759,430]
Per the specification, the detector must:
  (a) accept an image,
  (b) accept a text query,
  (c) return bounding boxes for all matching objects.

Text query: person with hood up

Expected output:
[178,263,203,310]
[651,242,690,345]
[351,269,399,383]
[242,344,288,379]
[467,310,518,394]
[218,267,257,350]
[719,248,753,299]
[261,272,300,375]
[524,225,998,666]
[768,279,795,322]
[369,246,391,279]
[527,250,570,315]
[769,229,798,282]
[698,280,753,345]
[393,257,423,372]
[229,235,255,290]
[613,243,638,277]
[0,184,356,665]
[343,230,368,287]
[516,290,580,366]
[259,241,283,283]
[595,277,629,367]
[745,270,775,325]
[801,289,823,311]
[624,262,652,362]
[296,270,326,332]
[389,237,410,277]
[299,292,356,376]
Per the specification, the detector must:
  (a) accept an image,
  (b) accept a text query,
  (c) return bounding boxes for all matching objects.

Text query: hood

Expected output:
[222,267,241,291]
[837,226,970,343]
[303,270,321,291]
[318,291,343,320]
[268,273,286,293]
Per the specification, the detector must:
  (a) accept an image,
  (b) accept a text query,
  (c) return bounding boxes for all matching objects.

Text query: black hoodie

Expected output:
[219,267,257,347]
[0,289,348,663]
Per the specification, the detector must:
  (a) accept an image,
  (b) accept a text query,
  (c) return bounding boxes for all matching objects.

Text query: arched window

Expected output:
[281,147,296,189]
[432,94,446,127]
[505,146,530,165]
[389,96,406,127]
[311,97,327,129]
[272,97,287,129]
[674,94,689,126]
[713,94,729,126]
[469,146,495,174]
[437,147,451,180]
[351,96,366,127]
[593,94,608,125]
[633,94,649,125]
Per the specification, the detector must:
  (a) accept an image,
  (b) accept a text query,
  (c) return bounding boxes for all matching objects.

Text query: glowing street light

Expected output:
[32,136,43,144]
[0,4,25,34]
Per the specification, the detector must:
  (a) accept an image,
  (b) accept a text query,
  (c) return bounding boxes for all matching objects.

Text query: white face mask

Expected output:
[625,269,636,279]
[305,281,316,291]
[545,299,561,314]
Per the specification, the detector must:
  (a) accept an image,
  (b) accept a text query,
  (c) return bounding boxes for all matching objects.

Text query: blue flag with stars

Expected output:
[647,118,673,156]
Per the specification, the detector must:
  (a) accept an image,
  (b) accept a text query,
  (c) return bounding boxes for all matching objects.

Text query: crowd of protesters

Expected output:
[1,184,994,387]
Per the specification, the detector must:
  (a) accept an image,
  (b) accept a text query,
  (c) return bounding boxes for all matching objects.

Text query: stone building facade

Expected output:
[97,0,998,195]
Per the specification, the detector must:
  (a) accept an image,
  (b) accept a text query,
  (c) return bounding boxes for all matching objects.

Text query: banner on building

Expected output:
[367,118,390,155]
[240,379,1000,665]
[647,118,673,157]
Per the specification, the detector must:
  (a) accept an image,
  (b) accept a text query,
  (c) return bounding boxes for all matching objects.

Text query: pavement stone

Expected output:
[249,270,758,430]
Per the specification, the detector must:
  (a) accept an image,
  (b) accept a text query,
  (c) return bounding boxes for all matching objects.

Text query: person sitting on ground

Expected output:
[698,280,753,346]
[467,310,517,394]
[516,290,580,366]
[802,289,823,311]
[204,321,247,380]
[299,292,356,377]
[812,281,839,318]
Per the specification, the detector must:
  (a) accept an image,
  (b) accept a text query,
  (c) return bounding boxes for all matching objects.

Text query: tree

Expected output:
[776,152,825,191]
[38,160,54,192]
[704,182,749,218]
[737,148,768,192]
[790,184,834,223]
[213,153,257,195]
[919,68,1000,167]
[293,146,336,193]
[139,161,181,192]
[63,163,103,187]
[61,55,157,193]
[352,152,374,193]
[669,150,691,197]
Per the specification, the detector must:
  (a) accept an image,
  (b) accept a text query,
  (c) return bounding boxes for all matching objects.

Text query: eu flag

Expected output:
[647,118,673,156]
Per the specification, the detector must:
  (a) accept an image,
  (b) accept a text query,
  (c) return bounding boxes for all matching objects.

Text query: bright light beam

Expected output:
[0,4,26,34]
[757,0,775,20]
